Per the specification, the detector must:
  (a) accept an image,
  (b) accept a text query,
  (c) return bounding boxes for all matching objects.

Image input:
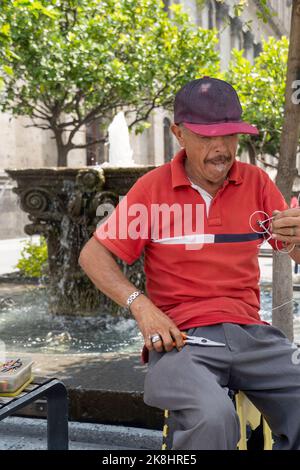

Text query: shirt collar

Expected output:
[170,148,243,189]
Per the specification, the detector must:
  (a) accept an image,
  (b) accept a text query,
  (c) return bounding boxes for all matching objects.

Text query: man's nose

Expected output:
[211,136,228,153]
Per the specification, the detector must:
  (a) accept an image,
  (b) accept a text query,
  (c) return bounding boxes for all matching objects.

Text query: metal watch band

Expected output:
[126,290,143,309]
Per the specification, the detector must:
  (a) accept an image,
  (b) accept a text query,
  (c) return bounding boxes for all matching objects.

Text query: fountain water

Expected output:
[108,112,135,167]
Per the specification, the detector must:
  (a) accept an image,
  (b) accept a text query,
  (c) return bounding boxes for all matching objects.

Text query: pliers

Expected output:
[173,332,226,347]
[1,358,22,373]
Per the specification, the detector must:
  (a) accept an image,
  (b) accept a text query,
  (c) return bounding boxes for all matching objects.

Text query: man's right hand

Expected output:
[129,294,185,353]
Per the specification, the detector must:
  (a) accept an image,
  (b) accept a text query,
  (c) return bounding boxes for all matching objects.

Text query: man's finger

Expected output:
[144,335,154,352]
[272,216,300,229]
[273,227,297,237]
[272,233,298,244]
[170,328,185,351]
[144,333,163,352]
[272,208,300,220]
[159,332,175,352]
[153,338,164,353]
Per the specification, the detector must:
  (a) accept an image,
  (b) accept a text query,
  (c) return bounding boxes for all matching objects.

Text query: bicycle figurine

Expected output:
[249,210,295,254]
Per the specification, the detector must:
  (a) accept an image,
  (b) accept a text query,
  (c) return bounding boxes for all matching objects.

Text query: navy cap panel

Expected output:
[174,77,243,124]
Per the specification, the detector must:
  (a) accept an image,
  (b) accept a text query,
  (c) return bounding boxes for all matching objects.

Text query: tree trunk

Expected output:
[56,141,69,167]
[54,129,70,167]
[247,140,257,166]
[273,0,300,340]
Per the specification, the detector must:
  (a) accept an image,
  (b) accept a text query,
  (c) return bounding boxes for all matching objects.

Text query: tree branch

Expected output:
[24,122,52,130]
[70,136,108,150]
[66,99,124,146]
[127,83,171,129]
[246,139,257,166]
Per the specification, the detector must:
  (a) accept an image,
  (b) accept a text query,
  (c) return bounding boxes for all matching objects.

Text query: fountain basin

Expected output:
[0,282,144,354]
[5,166,155,316]
[1,281,300,355]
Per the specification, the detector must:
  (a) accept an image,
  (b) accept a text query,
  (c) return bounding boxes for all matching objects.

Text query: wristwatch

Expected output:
[126,290,144,310]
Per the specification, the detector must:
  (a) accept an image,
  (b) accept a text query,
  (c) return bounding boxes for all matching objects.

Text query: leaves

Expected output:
[0,0,220,165]
[225,36,290,159]
[16,236,48,278]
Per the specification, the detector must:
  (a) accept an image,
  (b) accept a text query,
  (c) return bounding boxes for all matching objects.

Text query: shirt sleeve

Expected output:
[262,173,289,251]
[93,177,151,265]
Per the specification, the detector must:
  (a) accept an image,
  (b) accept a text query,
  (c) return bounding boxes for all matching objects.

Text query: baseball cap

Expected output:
[174,77,258,136]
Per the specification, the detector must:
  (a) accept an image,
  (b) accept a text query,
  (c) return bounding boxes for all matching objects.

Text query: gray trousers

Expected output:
[143,323,300,450]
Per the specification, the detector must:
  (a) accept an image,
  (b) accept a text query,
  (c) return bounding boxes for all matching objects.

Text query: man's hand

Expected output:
[271,208,300,246]
[130,295,185,354]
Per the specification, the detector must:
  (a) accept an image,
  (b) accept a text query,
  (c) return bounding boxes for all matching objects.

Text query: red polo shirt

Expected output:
[94,149,288,363]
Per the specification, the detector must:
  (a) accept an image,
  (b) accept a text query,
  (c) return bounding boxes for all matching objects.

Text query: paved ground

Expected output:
[0,416,161,450]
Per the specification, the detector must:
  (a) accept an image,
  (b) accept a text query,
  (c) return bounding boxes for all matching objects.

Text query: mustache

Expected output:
[206,155,231,164]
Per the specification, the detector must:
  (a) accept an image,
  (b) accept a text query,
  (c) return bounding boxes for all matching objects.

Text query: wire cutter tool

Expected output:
[173,332,226,347]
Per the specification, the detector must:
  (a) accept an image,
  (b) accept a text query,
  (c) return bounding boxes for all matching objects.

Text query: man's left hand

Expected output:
[271,208,300,245]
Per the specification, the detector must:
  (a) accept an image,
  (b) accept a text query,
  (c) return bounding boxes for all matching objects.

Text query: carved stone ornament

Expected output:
[6,165,154,315]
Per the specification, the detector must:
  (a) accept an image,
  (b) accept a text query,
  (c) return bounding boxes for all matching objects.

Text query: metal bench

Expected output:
[0,377,69,450]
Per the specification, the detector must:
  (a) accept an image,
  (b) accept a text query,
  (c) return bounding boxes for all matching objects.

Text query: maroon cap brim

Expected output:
[183,121,259,136]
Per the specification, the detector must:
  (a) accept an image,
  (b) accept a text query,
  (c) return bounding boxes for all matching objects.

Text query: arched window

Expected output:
[253,42,262,58]
[163,118,174,163]
[230,17,243,50]
[243,31,254,62]
[86,120,106,165]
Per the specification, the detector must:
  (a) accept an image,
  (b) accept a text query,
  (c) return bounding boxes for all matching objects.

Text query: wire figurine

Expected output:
[249,210,295,254]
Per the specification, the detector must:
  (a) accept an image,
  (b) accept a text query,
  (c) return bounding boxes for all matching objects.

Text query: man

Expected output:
[79,77,300,450]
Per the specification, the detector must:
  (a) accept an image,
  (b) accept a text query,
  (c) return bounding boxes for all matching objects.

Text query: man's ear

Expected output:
[171,123,185,148]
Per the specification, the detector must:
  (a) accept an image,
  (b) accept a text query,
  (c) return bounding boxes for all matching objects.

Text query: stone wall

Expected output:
[0,171,30,239]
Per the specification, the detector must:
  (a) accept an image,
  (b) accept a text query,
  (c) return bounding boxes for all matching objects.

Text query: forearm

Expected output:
[78,238,191,353]
[78,237,153,320]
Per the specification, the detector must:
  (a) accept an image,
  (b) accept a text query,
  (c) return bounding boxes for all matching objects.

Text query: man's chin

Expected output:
[206,171,229,184]
[205,162,233,182]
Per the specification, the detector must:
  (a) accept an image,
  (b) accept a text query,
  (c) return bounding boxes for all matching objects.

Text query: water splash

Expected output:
[108,111,135,166]
[0,286,143,354]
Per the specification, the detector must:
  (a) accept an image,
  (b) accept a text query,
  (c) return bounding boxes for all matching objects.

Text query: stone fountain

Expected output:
[6,114,155,315]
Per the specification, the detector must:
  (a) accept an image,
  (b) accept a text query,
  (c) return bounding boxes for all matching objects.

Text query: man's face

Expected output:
[171,124,239,184]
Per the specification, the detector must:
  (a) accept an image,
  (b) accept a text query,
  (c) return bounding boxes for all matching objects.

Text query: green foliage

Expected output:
[215,0,274,23]
[225,36,289,158]
[0,0,220,164]
[16,236,48,278]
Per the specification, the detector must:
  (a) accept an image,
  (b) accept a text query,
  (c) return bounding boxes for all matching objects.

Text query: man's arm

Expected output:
[78,237,184,353]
